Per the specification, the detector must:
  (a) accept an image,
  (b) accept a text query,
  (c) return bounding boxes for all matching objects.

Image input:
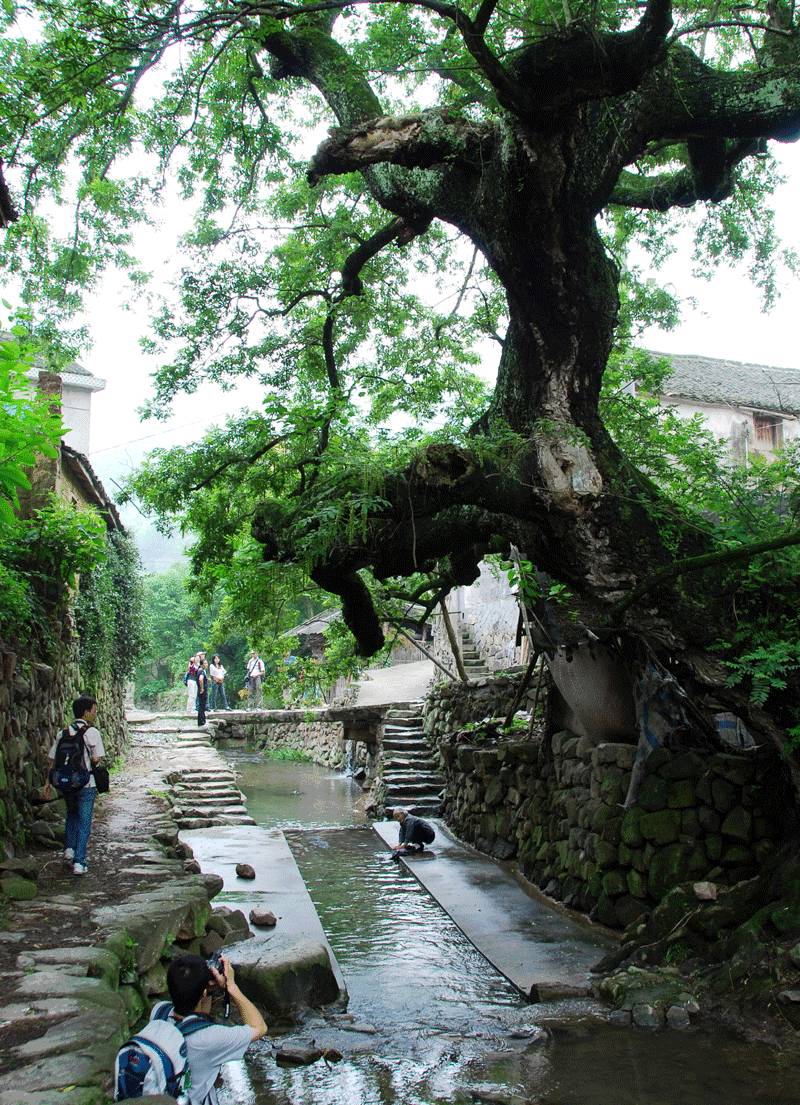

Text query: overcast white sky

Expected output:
[84,141,800,504]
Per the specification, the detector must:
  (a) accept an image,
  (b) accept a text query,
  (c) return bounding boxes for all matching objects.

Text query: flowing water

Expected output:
[218,754,800,1105]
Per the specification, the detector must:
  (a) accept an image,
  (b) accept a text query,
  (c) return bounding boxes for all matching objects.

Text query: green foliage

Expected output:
[260,746,313,763]
[0,494,107,643]
[602,352,800,729]
[75,529,147,687]
[0,317,62,524]
[133,563,247,706]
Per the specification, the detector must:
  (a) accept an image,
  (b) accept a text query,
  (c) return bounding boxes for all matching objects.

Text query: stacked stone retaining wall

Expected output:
[0,629,127,852]
[212,711,382,790]
[425,677,784,929]
[212,711,345,767]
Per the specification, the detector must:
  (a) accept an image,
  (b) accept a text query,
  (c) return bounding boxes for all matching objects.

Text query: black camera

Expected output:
[206,950,224,976]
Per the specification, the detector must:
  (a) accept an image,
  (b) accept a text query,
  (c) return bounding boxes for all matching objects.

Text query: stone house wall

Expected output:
[0,623,127,852]
[425,677,783,930]
[430,562,523,674]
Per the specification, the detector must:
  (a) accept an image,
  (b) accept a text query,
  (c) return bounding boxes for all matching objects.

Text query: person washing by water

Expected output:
[390,807,436,857]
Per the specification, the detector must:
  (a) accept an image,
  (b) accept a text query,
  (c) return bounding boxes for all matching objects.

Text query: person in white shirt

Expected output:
[245,650,265,708]
[185,655,199,711]
[43,695,105,875]
[208,654,229,710]
[158,954,267,1105]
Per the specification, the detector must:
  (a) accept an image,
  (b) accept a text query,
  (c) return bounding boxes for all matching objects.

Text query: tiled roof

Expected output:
[651,351,800,417]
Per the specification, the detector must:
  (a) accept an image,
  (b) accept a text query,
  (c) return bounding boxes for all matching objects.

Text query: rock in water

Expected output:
[231,939,342,1016]
[249,908,277,927]
[236,863,256,879]
[275,1045,323,1066]
[666,1005,691,1030]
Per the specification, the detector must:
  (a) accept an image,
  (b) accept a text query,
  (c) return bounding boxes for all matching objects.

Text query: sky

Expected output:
[77,139,800,557]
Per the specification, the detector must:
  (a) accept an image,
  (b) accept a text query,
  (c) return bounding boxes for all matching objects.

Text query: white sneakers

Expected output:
[72,863,87,875]
[64,848,74,862]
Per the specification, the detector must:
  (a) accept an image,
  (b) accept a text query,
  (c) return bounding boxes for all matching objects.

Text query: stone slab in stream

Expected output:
[182,824,346,1017]
[373,820,616,1000]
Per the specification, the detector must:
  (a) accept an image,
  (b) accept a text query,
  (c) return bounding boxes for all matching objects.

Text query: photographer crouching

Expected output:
[116,952,267,1103]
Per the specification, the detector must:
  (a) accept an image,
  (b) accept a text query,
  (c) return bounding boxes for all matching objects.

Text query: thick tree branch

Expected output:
[340,214,431,294]
[307,110,494,184]
[505,0,673,118]
[610,137,763,209]
[639,46,800,145]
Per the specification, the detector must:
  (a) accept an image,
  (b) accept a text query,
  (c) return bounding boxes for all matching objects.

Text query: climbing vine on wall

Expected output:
[75,529,146,688]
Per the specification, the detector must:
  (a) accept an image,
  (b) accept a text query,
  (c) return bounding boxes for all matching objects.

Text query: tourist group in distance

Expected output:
[184,650,266,725]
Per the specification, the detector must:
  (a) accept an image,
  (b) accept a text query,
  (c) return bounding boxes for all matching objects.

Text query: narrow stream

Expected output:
[218,752,800,1105]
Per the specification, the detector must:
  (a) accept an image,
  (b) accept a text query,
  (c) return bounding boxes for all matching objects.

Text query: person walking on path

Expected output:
[43,695,106,875]
[245,650,265,708]
[209,654,229,710]
[185,655,199,712]
[196,659,209,727]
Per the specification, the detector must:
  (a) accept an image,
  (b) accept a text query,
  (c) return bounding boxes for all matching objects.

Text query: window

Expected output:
[752,412,783,451]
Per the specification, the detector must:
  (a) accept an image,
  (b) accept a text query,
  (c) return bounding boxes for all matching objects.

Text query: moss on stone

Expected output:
[647,844,688,900]
[620,807,644,847]
[640,809,681,846]
[666,779,695,809]
[1,873,37,900]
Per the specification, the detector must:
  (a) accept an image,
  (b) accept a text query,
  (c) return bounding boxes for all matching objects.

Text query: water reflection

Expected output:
[221,749,366,830]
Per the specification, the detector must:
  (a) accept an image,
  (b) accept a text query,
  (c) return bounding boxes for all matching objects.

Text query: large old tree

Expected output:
[3,0,800,743]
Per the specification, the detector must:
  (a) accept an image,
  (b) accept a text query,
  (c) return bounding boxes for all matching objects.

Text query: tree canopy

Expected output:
[2,0,800,739]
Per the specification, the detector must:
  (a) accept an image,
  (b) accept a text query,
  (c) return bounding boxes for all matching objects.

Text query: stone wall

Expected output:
[423,670,539,736]
[0,622,127,853]
[425,677,783,930]
[212,711,347,769]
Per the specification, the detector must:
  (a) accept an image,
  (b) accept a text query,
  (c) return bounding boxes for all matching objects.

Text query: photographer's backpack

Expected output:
[49,720,90,793]
[114,1002,212,1101]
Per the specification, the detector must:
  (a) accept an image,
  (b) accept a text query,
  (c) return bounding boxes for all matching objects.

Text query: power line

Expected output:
[89,418,209,456]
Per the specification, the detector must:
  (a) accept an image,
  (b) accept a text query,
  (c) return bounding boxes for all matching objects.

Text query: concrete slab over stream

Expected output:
[373,820,616,1001]
[182,824,346,1017]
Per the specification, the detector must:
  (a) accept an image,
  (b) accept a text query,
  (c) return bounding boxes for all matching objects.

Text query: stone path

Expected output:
[373,819,617,1000]
[127,713,255,829]
[353,658,434,705]
[0,714,229,1103]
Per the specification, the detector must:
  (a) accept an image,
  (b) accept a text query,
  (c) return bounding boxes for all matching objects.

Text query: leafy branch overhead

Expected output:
[2,0,800,737]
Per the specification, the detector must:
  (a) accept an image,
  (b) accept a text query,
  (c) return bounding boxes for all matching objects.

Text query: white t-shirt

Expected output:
[150,1003,253,1105]
[183,1023,253,1105]
[209,663,226,681]
[49,722,105,789]
[246,657,265,677]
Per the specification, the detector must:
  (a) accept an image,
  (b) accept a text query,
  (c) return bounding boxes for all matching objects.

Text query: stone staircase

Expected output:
[459,624,490,679]
[128,714,255,830]
[382,702,444,817]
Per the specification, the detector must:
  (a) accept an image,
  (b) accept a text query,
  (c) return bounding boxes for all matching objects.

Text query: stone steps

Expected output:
[384,771,444,785]
[382,705,444,815]
[460,628,490,678]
